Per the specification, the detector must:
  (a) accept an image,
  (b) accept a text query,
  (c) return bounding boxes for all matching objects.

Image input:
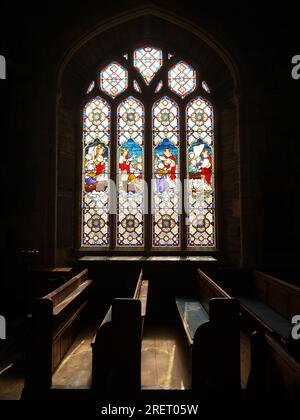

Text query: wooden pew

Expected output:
[91,269,148,394]
[176,269,241,399]
[23,269,93,396]
[245,331,300,400]
[213,268,300,352]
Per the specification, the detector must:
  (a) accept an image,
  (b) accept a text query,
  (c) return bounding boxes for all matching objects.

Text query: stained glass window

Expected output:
[133,80,142,93]
[168,61,196,98]
[152,97,180,247]
[134,47,163,85]
[186,97,215,247]
[81,46,216,251]
[155,80,163,93]
[81,97,111,246]
[117,97,144,247]
[100,62,128,98]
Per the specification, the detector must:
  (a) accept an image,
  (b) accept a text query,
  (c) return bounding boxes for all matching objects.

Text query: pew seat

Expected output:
[175,298,209,345]
[211,268,300,349]
[175,269,241,399]
[238,297,292,340]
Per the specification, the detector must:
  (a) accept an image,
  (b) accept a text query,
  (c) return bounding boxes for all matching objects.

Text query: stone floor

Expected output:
[0,359,24,400]
[0,323,251,399]
[52,325,96,387]
[141,324,191,389]
[141,323,250,390]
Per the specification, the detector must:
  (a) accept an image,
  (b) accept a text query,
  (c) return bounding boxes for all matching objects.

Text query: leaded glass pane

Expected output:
[202,80,210,93]
[134,47,163,85]
[100,62,128,98]
[155,80,163,93]
[117,97,144,247]
[186,97,215,247]
[87,81,95,94]
[81,97,111,246]
[152,97,180,247]
[168,61,196,98]
[133,80,142,93]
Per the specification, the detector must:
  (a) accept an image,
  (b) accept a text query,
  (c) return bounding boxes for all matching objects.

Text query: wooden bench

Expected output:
[91,269,149,394]
[176,269,241,399]
[213,268,300,351]
[245,331,300,400]
[23,269,93,396]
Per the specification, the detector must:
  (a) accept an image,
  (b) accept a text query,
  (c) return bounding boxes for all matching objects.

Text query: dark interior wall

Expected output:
[0,1,299,284]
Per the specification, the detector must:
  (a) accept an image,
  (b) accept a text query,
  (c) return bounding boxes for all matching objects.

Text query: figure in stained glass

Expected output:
[199,149,212,191]
[84,142,109,193]
[155,146,177,192]
[118,140,143,192]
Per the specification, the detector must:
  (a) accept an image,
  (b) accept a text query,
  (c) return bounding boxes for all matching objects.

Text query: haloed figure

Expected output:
[119,147,135,191]
[94,144,108,192]
[156,148,176,192]
[200,149,212,192]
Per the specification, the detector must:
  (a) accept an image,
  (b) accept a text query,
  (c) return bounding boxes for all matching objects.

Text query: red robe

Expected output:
[164,155,176,180]
[95,161,105,175]
[119,157,131,174]
[200,156,212,185]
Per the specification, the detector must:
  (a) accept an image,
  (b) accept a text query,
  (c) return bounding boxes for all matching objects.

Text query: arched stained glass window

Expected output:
[80,46,216,252]
[187,97,215,247]
[152,97,180,247]
[81,97,111,246]
[117,97,144,247]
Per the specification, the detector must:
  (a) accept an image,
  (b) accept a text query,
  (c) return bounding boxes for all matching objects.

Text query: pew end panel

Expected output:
[245,331,300,400]
[91,270,148,395]
[24,269,93,394]
[92,298,142,394]
[192,297,241,399]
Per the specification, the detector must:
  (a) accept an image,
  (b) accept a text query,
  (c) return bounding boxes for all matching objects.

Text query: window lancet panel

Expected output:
[81,97,111,247]
[152,97,180,247]
[117,97,145,247]
[186,97,215,247]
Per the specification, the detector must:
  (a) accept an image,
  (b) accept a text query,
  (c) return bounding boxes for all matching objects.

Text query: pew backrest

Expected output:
[254,270,300,320]
[25,269,92,390]
[196,269,230,312]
